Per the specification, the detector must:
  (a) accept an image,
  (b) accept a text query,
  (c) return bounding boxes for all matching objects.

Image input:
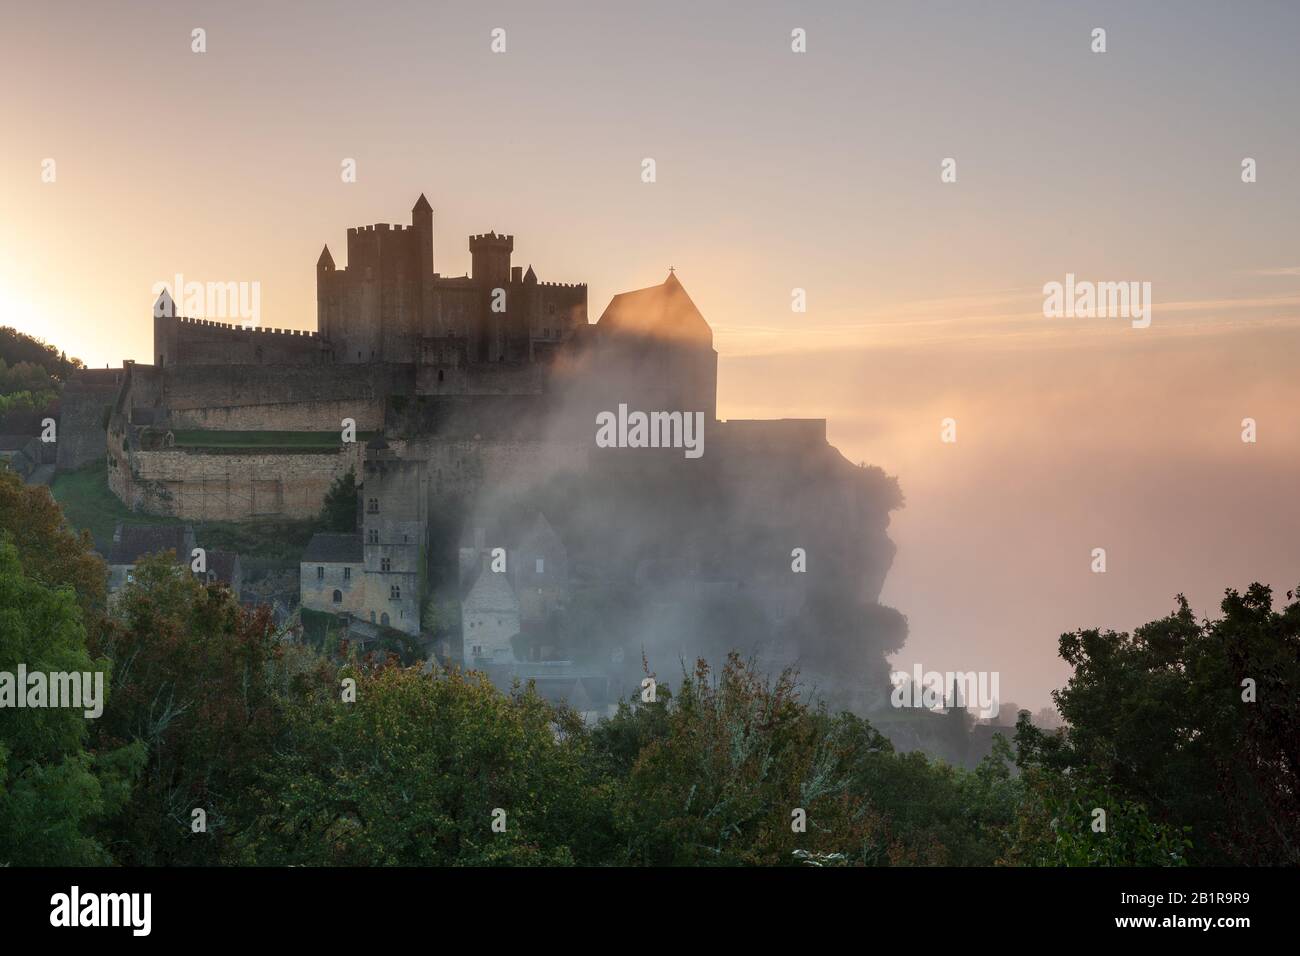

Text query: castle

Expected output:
[152,195,590,371]
[76,194,900,703]
[110,192,729,542]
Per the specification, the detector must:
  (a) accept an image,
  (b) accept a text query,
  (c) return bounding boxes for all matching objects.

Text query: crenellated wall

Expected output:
[154,315,328,367]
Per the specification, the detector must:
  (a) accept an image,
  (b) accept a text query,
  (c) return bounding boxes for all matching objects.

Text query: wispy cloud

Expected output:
[714,289,1300,358]
[1241,266,1300,277]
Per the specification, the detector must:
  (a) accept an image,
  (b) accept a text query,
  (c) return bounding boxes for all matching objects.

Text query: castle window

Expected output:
[367,498,379,513]
[390,584,400,601]
[548,304,556,315]
[368,529,379,544]
[438,370,444,383]
[381,557,391,572]
[381,612,390,626]
[344,567,351,581]
[535,558,544,574]
[317,566,324,580]
[332,589,342,604]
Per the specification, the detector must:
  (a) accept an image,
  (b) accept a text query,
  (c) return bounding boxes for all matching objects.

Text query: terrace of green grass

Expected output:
[169,429,377,450]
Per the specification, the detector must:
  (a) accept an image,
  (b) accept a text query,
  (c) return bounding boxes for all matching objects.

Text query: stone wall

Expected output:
[300,561,365,614]
[169,398,386,432]
[409,437,590,503]
[56,370,127,471]
[160,363,411,414]
[111,442,363,521]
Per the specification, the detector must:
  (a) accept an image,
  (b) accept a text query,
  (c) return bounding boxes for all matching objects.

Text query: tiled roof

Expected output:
[303,532,363,563]
[108,524,193,565]
[206,550,240,582]
[596,272,712,345]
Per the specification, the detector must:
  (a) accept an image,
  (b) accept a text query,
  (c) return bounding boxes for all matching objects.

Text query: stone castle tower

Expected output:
[315,194,587,365]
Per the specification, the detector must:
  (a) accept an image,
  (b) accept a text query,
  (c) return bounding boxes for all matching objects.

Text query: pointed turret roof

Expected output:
[153,288,176,318]
[462,557,521,613]
[517,512,561,552]
[523,264,537,284]
[317,244,335,269]
[413,193,432,213]
[596,271,712,346]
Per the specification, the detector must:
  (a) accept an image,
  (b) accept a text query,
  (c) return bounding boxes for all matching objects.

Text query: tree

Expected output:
[1013,585,1299,865]
[0,326,82,382]
[233,663,614,865]
[318,467,358,532]
[598,654,907,865]
[596,653,1025,866]
[0,536,142,865]
[0,471,107,626]
[91,555,314,865]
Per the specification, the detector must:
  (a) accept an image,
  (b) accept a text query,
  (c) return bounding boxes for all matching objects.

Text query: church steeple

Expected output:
[317,244,335,270]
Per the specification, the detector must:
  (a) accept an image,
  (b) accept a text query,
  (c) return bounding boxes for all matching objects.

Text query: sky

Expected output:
[3,0,1298,708]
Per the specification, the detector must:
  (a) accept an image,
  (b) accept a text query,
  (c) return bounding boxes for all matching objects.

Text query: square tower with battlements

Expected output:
[316,194,587,367]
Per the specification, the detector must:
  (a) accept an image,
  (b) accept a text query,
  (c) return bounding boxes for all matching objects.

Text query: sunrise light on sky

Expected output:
[4,0,1298,708]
